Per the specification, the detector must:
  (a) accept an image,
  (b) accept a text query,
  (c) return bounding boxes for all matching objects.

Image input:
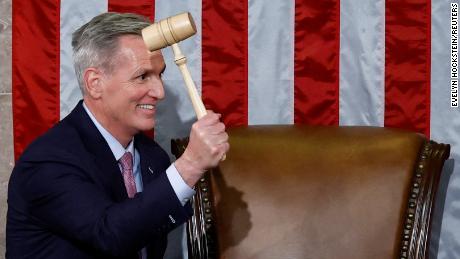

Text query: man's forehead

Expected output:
[148,49,164,61]
[115,35,164,65]
[148,51,166,70]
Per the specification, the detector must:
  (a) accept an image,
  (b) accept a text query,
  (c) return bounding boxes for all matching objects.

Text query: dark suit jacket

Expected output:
[6,101,192,259]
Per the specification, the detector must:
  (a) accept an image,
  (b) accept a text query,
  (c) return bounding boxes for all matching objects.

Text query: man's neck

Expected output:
[83,99,133,148]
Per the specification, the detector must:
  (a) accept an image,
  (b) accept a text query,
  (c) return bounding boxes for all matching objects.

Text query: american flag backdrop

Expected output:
[10,0,460,258]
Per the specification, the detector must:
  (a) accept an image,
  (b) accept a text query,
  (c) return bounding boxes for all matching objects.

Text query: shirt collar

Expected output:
[83,102,134,161]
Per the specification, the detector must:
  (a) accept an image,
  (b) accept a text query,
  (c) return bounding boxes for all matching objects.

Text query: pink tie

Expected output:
[119,152,137,198]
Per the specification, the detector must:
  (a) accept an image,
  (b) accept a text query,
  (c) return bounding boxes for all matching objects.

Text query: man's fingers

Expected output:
[199,111,221,126]
[185,109,229,170]
[203,132,228,147]
[217,132,229,144]
[207,123,225,135]
[220,142,230,153]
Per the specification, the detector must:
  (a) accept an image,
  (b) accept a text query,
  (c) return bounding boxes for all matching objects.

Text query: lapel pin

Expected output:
[148,166,154,174]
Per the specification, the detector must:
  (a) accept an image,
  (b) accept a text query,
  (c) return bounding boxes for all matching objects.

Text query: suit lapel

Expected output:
[134,134,170,186]
[67,101,128,201]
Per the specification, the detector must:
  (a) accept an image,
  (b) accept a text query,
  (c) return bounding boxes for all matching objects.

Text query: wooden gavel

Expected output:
[142,12,226,160]
[142,12,204,118]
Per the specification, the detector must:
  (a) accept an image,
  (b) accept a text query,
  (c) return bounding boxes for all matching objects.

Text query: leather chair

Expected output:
[171,125,450,259]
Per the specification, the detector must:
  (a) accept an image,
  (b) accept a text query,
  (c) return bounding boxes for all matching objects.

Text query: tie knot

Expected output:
[119,152,133,171]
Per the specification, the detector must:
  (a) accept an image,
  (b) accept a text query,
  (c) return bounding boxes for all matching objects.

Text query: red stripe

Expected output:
[108,0,155,21]
[108,0,155,138]
[202,0,248,126]
[385,0,431,137]
[294,0,340,125]
[12,0,61,160]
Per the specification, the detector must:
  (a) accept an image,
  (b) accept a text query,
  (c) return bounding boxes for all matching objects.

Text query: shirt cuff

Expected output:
[166,163,196,206]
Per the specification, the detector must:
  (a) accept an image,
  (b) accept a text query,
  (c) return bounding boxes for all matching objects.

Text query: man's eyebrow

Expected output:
[138,66,158,73]
[131,64,166,77]
[131,67,149,77]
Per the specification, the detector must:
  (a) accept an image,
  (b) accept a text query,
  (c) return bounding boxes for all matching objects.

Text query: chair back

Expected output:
[172,126,450,259]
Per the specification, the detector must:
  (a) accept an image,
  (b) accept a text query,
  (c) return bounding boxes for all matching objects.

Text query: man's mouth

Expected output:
[137,104,155,110]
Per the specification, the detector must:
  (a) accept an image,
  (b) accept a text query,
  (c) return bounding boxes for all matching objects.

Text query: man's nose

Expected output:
[148,78,165,100]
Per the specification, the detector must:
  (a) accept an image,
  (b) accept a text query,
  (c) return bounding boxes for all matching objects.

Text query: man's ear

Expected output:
[83,68,104,99]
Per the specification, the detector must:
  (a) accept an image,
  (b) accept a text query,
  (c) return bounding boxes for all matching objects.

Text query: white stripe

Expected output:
[153,1,202,147]
[154,2,203,259]
[248,0,294,125]
[154,3,202,91]
[339,0,385,126]
[430,1,460,258]
[60,0,107,119]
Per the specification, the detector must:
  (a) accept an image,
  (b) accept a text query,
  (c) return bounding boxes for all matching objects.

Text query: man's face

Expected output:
[98,35,165,138]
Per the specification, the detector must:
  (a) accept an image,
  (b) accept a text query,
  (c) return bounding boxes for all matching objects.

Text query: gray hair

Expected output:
[72,12,151,94]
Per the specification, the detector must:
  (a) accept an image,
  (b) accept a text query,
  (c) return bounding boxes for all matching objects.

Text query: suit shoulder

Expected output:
[17,118,87,165]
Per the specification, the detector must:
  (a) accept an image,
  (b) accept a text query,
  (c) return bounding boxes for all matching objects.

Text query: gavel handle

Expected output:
[171,43,226,161]
[171,43,207,118]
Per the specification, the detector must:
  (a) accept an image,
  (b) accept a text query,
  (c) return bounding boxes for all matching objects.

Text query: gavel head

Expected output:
[142,12,197,51]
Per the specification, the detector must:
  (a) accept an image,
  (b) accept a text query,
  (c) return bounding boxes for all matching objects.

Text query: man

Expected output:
[6,12,229,258]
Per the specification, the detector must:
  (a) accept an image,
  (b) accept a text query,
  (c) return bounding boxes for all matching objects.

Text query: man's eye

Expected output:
[136,73,149,81]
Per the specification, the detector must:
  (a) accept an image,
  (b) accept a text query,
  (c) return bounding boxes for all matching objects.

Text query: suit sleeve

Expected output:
[14,160,191,256]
